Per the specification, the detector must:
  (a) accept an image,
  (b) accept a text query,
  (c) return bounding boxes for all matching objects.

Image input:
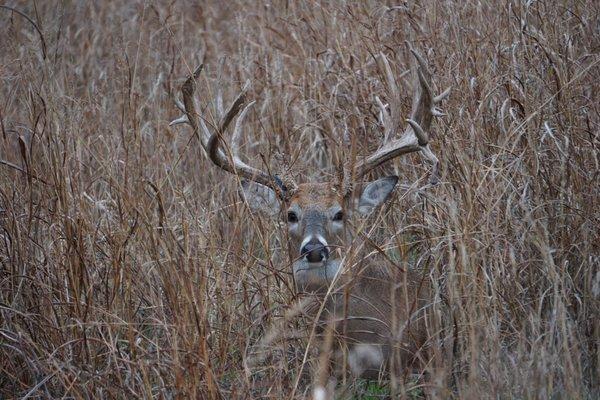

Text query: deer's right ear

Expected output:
[240,181,280,216]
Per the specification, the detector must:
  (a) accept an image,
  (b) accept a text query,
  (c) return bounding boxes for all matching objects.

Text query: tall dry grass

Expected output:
[0,1,598,398]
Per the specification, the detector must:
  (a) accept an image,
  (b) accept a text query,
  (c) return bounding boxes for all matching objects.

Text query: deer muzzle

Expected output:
[300,236,329,263]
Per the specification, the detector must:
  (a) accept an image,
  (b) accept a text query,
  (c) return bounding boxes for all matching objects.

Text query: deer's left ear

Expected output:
[240,181,281,216]
[357,176,399,215]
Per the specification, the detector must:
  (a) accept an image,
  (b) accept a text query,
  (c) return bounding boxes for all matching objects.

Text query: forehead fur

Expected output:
[289,182,343,210]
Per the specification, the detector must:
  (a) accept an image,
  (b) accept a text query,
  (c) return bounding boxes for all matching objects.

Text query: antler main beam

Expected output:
[170,65,297,198]
[354,46,450,185]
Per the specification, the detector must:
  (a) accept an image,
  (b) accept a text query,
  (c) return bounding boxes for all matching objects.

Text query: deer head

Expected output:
[171,47,449,293]
[240,177,400,292]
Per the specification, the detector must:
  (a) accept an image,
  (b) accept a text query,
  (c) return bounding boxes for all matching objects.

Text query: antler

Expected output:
[353,46,450,185]
[170,65,298,198]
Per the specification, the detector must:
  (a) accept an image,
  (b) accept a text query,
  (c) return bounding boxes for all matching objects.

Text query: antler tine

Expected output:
[168,114,189,126]
[333,119,354,196]
[231,98,255,157]
[175,65,292,199]
[379,52,401,145]
[354,46,450,185]
[174,97,186,113]
[375,96,392,143]
[208,96,251,172]
[380,51,399,103]
[406,118,439,184]
[219,80,251,134]
[169,66,203,127]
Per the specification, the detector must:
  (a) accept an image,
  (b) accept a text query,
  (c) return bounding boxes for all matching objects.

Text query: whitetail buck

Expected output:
[171,47,449,390]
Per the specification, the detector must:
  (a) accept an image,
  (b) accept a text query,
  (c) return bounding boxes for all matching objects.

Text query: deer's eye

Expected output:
[333,211,344,221]
[287,211,298,223]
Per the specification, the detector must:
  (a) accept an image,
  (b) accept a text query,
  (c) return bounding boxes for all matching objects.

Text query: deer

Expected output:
[170,47,450,393]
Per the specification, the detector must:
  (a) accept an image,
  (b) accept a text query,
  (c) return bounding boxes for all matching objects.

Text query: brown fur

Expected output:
[289,183,344,209]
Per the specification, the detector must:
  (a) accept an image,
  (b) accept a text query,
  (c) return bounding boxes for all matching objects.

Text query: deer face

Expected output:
[285,183,346,282]
[241,176,398,292]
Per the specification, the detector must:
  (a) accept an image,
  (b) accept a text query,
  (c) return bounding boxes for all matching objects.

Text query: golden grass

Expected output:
[0,1,598,398]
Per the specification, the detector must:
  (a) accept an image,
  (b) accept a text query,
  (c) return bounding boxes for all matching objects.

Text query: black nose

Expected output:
[301,239,329,263]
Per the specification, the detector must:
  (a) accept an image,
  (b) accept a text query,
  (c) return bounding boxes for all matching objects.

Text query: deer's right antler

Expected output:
[352,45,450,188]
[171,65,298,199]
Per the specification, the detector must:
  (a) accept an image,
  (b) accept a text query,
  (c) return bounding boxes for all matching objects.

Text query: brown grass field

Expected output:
[1,1,598,398]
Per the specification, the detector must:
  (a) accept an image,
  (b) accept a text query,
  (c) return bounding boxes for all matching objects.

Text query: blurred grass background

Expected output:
[0,1,598,398]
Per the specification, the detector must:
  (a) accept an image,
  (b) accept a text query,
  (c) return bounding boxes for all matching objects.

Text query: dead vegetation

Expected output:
[0,1,598,398]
